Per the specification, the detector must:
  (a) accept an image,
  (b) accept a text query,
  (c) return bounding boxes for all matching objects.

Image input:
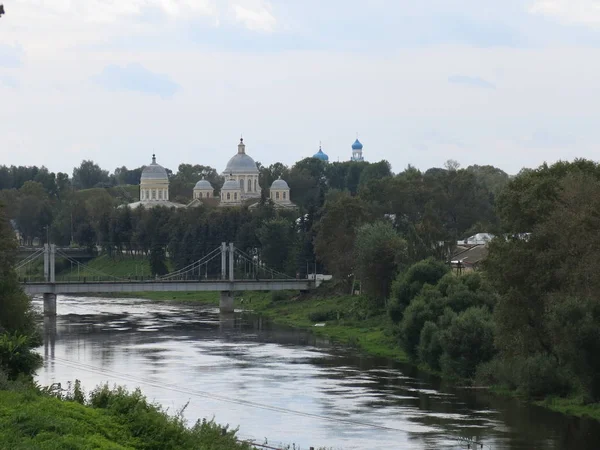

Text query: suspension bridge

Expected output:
[16,243,319,316]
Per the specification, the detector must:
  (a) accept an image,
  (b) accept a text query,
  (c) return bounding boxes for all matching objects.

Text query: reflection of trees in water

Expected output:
[43,307,600,450]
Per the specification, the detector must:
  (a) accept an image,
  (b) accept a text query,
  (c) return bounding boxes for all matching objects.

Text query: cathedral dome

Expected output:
[352,139,363,150]
[141,154,168,181]
[312,146,329,162]
[222,179,240,190]
[224,138,259,174]
[194,178,213,190]
[270,177,289,189]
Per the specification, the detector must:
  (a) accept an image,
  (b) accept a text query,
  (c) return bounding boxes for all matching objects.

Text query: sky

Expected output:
[1,0,600,176]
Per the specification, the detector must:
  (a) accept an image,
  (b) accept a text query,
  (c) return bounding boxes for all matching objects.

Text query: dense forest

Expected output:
[3,156,600,407]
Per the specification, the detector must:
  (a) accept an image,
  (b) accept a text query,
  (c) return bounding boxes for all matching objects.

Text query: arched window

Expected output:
[247,179,251,191]
[158,190,163,200]
[152,190,156,200]
[227,192,231,200]
[239,179,244,191]
[283,191,287,200]
[254,179,257,192]
[234,193,238,200]
[276,191,280,200]
[141,190,144,200]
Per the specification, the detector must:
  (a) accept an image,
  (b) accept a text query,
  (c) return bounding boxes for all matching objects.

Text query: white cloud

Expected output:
[232,2,276,32]
[530,0,600,27]
[14,0,218,23]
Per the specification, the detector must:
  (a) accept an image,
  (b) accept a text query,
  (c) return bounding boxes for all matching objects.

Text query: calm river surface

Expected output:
[34,295,600,450]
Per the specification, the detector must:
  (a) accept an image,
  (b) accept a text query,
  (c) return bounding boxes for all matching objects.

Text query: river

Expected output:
[33,295,600,450]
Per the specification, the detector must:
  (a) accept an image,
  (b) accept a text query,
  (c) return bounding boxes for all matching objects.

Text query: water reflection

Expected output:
[33,295,600,450]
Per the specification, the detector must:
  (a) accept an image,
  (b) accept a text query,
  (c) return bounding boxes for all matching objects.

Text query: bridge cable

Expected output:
[55,250,128,281]
[234,249,294,280]
[15,247,45,271]
[158,246,222,280]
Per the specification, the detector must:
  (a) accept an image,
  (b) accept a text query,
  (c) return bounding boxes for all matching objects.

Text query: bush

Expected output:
[389,258,449,323]
[515,354,572,399]
[271,291,294,302]
[476,354,572,399]
[418,321,443,371]
[399,287,446,358]
[308,310,340,322]
[439,306,495,379]
[0,333,43,380]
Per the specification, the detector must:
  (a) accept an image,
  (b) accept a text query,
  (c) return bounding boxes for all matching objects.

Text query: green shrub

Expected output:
[0,333,43,380]
[271,291,293,302]
[308,310,340,322]
[516,354,572,399]
[418,321,443,370]
[439,306,495,379]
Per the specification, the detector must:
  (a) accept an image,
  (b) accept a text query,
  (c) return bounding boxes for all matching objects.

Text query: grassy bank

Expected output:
[0,384,253,450]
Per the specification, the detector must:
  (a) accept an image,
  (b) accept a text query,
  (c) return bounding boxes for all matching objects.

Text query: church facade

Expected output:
[128,136,365,210]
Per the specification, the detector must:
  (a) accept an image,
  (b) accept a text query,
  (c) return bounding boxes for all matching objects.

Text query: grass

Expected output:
[233,291,407,362]
[537,396,600,421]
[56,255,174,281]
[0,383,254,450]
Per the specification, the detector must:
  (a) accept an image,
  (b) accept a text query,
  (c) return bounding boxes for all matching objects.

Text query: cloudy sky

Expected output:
[1,0,599,175]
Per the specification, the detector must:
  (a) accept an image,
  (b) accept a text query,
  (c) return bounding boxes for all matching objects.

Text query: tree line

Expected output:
[3,154,600,406]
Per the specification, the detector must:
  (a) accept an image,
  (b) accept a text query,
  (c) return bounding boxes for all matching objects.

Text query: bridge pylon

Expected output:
[43,244,56,283]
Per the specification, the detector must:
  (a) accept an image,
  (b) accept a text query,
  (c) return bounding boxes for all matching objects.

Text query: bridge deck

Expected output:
[22,280,316,295]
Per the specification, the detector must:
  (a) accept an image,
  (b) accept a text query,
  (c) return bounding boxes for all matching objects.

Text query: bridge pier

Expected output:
[43,293,57,317]
[219,291,234,313]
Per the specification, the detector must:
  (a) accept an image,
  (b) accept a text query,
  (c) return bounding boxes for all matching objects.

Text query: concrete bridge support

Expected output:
[220,291,234,313]
[43,293,57,317]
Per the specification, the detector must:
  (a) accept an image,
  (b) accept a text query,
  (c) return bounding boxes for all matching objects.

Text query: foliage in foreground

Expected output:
[0,379,253,450]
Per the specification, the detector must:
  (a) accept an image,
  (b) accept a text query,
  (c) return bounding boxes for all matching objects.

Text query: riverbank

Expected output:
[0,382,253,450]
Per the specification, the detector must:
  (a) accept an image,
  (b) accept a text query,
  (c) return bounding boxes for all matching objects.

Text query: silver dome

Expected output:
[194,178,213,190]
[224,153,259,174]
[141,154,168,181]
[222,179,240,190]
[270,177,289,190]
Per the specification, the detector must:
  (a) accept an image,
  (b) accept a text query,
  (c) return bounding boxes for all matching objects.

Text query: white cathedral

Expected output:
[128,138,293,209]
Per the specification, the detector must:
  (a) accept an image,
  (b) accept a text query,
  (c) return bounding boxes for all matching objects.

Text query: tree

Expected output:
[256,218,295,274]
[388,258,449,323]
[149,242,168,276]
[72,160,110,189]
[0,202,42,379]
[485,166,600,400]
[314,192,371,290]
[354,221,407,305]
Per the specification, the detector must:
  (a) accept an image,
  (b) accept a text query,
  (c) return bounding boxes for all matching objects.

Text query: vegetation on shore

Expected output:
[0,379,253,450]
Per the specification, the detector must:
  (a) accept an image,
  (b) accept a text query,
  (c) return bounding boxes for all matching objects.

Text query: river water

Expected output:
[33,295,600,450]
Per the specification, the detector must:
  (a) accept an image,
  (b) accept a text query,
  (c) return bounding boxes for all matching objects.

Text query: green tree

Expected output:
[72,160,110,189]
[256,218,295,274]
[354,221,407,305]
[149,242,168,276]
[388,258,449,323]
[0,202,42,378]
[314,192,371,291]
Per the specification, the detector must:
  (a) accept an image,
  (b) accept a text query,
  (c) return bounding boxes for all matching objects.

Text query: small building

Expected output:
[193,177,214,200]
[220,177,242,206]
[126,154,185,209]
[269,177,296,209]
